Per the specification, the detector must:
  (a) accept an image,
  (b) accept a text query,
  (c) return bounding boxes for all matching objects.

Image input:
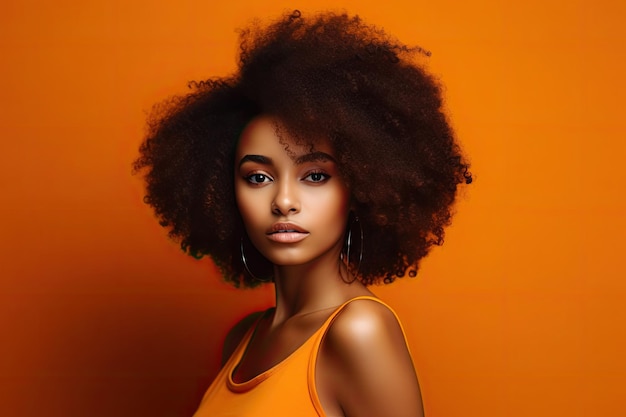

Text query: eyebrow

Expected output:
[238,154,272,167]
[238,151,337,168]
[295,151,337,164]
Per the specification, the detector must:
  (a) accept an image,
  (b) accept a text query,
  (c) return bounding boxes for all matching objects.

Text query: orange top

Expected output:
[192,296,412,417]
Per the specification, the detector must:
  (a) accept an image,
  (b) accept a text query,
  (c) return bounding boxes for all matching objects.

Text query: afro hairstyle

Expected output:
[133,10,472,287]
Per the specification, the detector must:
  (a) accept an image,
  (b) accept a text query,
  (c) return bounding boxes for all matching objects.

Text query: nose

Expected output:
[272,179,300,215]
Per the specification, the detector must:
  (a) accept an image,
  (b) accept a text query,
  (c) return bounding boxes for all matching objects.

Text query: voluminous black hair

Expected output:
[133,10,472,287]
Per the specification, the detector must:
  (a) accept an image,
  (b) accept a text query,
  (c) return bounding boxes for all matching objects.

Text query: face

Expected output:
[234,115,350,269]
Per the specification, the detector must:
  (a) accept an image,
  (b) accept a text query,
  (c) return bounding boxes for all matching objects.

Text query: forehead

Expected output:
[236,115,333,158]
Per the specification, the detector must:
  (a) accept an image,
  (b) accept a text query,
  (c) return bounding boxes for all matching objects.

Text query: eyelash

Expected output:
[244,170,330,185]
[303,170,330,183]
[245,173,272,185]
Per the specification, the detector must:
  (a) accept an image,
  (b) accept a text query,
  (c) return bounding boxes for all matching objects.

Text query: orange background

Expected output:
[1,0,624,416]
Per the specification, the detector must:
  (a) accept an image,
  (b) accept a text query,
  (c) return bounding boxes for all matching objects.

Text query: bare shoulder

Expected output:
[319,298,424,417]
[329,299,405,344]
[221,310,265,366]
[323,299,411,369]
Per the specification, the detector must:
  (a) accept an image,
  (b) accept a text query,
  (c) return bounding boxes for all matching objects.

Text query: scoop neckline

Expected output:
[226,295,380,392]
[226,307,316,392]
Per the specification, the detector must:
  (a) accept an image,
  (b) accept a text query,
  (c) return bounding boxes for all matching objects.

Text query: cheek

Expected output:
[234,185,256,228]
[334,184,351,213]
[311,188,350,225]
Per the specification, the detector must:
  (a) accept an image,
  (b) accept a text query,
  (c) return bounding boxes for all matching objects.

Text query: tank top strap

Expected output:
[306,295,412,416]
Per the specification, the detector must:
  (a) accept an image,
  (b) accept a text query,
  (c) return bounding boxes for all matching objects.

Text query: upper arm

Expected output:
[221,311,264,366]
[319,300,424,417]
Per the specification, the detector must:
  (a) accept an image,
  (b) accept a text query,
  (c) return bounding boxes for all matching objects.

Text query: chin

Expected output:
[267,256,310,267]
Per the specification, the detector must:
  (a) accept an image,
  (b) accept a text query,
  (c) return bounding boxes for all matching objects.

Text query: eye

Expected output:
[245,173,272,184]
[303,171,330,183]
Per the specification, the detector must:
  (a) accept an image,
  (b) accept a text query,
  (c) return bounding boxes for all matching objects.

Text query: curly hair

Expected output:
[133,10,472,287]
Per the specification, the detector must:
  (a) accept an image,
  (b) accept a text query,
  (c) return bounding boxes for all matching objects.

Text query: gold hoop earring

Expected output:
[240,238,271,283]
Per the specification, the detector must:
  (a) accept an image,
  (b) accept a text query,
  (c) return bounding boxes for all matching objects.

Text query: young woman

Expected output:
[134,10,471,417]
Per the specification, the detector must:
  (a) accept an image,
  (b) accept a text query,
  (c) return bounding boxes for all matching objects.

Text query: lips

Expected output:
[267,222,309,234]
[266,222,309,243]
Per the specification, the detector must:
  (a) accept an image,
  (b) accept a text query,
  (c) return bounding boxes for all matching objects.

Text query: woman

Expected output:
[134,10,471,417]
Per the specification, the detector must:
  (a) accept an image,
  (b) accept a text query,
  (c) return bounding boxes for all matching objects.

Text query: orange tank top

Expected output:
[192,296,412,417]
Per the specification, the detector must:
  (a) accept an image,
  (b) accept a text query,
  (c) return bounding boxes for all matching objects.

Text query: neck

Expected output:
[270,247,362,326]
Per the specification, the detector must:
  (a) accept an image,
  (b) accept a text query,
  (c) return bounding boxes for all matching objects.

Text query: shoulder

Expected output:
[323,299,410,368]
[330,298,403,340]
[221,310,265,366]
[319,298,424,417]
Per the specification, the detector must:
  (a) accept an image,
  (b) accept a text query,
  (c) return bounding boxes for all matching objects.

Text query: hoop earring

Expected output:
[341,215,363,283]
[240,238,271,283]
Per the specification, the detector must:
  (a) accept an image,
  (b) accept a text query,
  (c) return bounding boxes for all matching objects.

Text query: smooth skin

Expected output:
[228,115,424,417]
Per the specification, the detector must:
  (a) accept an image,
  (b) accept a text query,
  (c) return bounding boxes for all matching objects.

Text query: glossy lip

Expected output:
[266,222,309,243]
[266,222,309,234]
[266,232,309,243]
